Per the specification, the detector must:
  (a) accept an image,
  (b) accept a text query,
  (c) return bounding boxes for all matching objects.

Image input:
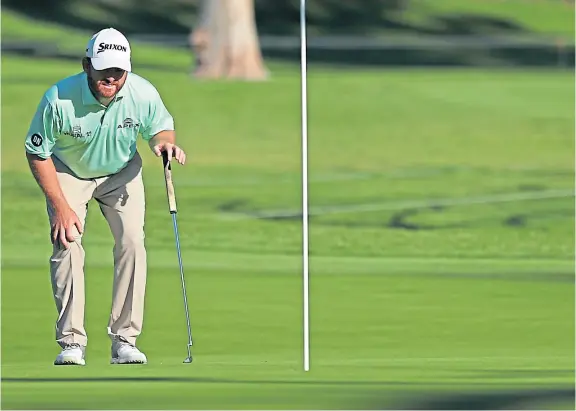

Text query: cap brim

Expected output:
[90,55,131,72]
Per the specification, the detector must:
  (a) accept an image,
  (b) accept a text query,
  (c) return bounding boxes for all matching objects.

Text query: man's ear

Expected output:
[81,57,90,74]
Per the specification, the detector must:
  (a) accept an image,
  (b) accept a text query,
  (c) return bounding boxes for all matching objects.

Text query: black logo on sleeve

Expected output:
[30,133,43,147]
[97,42,127,54]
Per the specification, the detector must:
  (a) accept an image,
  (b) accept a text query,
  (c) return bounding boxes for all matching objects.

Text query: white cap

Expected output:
[85,28,131,72]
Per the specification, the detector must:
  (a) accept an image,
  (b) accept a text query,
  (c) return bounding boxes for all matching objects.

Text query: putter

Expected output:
[162,150,194,363]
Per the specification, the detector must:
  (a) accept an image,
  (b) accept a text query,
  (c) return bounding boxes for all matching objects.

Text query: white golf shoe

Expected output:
[54,343,86,366]
[110,337,147,364]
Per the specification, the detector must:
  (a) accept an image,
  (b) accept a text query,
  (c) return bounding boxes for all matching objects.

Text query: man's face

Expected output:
[83,59,127,100]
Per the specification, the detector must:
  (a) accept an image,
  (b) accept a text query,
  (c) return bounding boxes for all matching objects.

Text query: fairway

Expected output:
[2,25,575,411]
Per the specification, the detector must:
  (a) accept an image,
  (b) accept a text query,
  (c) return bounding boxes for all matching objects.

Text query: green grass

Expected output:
[2,26,575,410]
[2,0,574,41]
[411,0,575,38]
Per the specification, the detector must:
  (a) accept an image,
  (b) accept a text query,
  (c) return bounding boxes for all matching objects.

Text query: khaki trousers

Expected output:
[48,152,147,348]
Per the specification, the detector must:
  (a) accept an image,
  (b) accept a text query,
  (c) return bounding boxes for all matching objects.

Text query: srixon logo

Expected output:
[97,42,127,54]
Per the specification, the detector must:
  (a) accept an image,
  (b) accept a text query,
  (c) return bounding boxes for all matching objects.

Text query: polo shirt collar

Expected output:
[81,72,129,106]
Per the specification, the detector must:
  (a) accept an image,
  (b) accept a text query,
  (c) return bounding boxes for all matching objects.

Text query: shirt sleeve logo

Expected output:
[30,133,43,147]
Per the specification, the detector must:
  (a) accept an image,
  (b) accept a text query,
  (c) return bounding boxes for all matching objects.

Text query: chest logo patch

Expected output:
[72,125,82,138]
[118,118,140,130]
[63,125,90,139]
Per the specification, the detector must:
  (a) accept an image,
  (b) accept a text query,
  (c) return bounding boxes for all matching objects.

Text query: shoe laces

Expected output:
[114,336,136,348]
[64,343,81,350]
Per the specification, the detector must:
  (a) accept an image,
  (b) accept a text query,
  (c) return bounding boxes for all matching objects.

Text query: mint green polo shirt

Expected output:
[24,71,175,179]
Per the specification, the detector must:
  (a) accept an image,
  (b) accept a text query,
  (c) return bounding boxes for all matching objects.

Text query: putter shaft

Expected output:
[172,212,194,352]
[163,151,194,363]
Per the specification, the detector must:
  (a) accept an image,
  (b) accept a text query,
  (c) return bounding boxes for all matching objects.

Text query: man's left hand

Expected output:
[152,142,186,165]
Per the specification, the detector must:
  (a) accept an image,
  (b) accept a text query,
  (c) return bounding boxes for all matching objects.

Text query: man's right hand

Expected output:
[51,205,83,249]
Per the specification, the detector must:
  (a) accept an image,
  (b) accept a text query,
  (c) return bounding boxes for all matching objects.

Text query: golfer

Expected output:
[24,28,186,365]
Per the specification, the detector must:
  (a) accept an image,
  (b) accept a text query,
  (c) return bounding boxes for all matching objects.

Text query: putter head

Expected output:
[183,356,193,363]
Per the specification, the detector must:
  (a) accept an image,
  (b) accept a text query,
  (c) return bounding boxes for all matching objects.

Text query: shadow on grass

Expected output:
[1,46,189,74]
[3,38,574,69]
[3,378,574,410]
[3,1,574,68]
[388,387,575,410]
[262,44,574,68]
[2,0,534,37]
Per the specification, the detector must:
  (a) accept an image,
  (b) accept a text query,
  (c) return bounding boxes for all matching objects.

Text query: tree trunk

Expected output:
[190,0,268,80]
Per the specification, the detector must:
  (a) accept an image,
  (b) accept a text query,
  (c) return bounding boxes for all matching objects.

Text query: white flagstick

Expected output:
[300,0,310,372]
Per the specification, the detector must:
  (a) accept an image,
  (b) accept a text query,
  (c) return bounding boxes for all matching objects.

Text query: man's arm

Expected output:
[148,129,175,148]
[26,152,69,210]
[141,85,187,165]
[25,95,66,208]
[24,94,82,247]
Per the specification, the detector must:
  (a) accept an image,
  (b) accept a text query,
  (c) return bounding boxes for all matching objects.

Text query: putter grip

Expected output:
[162,151,177,213]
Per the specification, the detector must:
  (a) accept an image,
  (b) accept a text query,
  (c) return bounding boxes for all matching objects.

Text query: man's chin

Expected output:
[97,85,118,99]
